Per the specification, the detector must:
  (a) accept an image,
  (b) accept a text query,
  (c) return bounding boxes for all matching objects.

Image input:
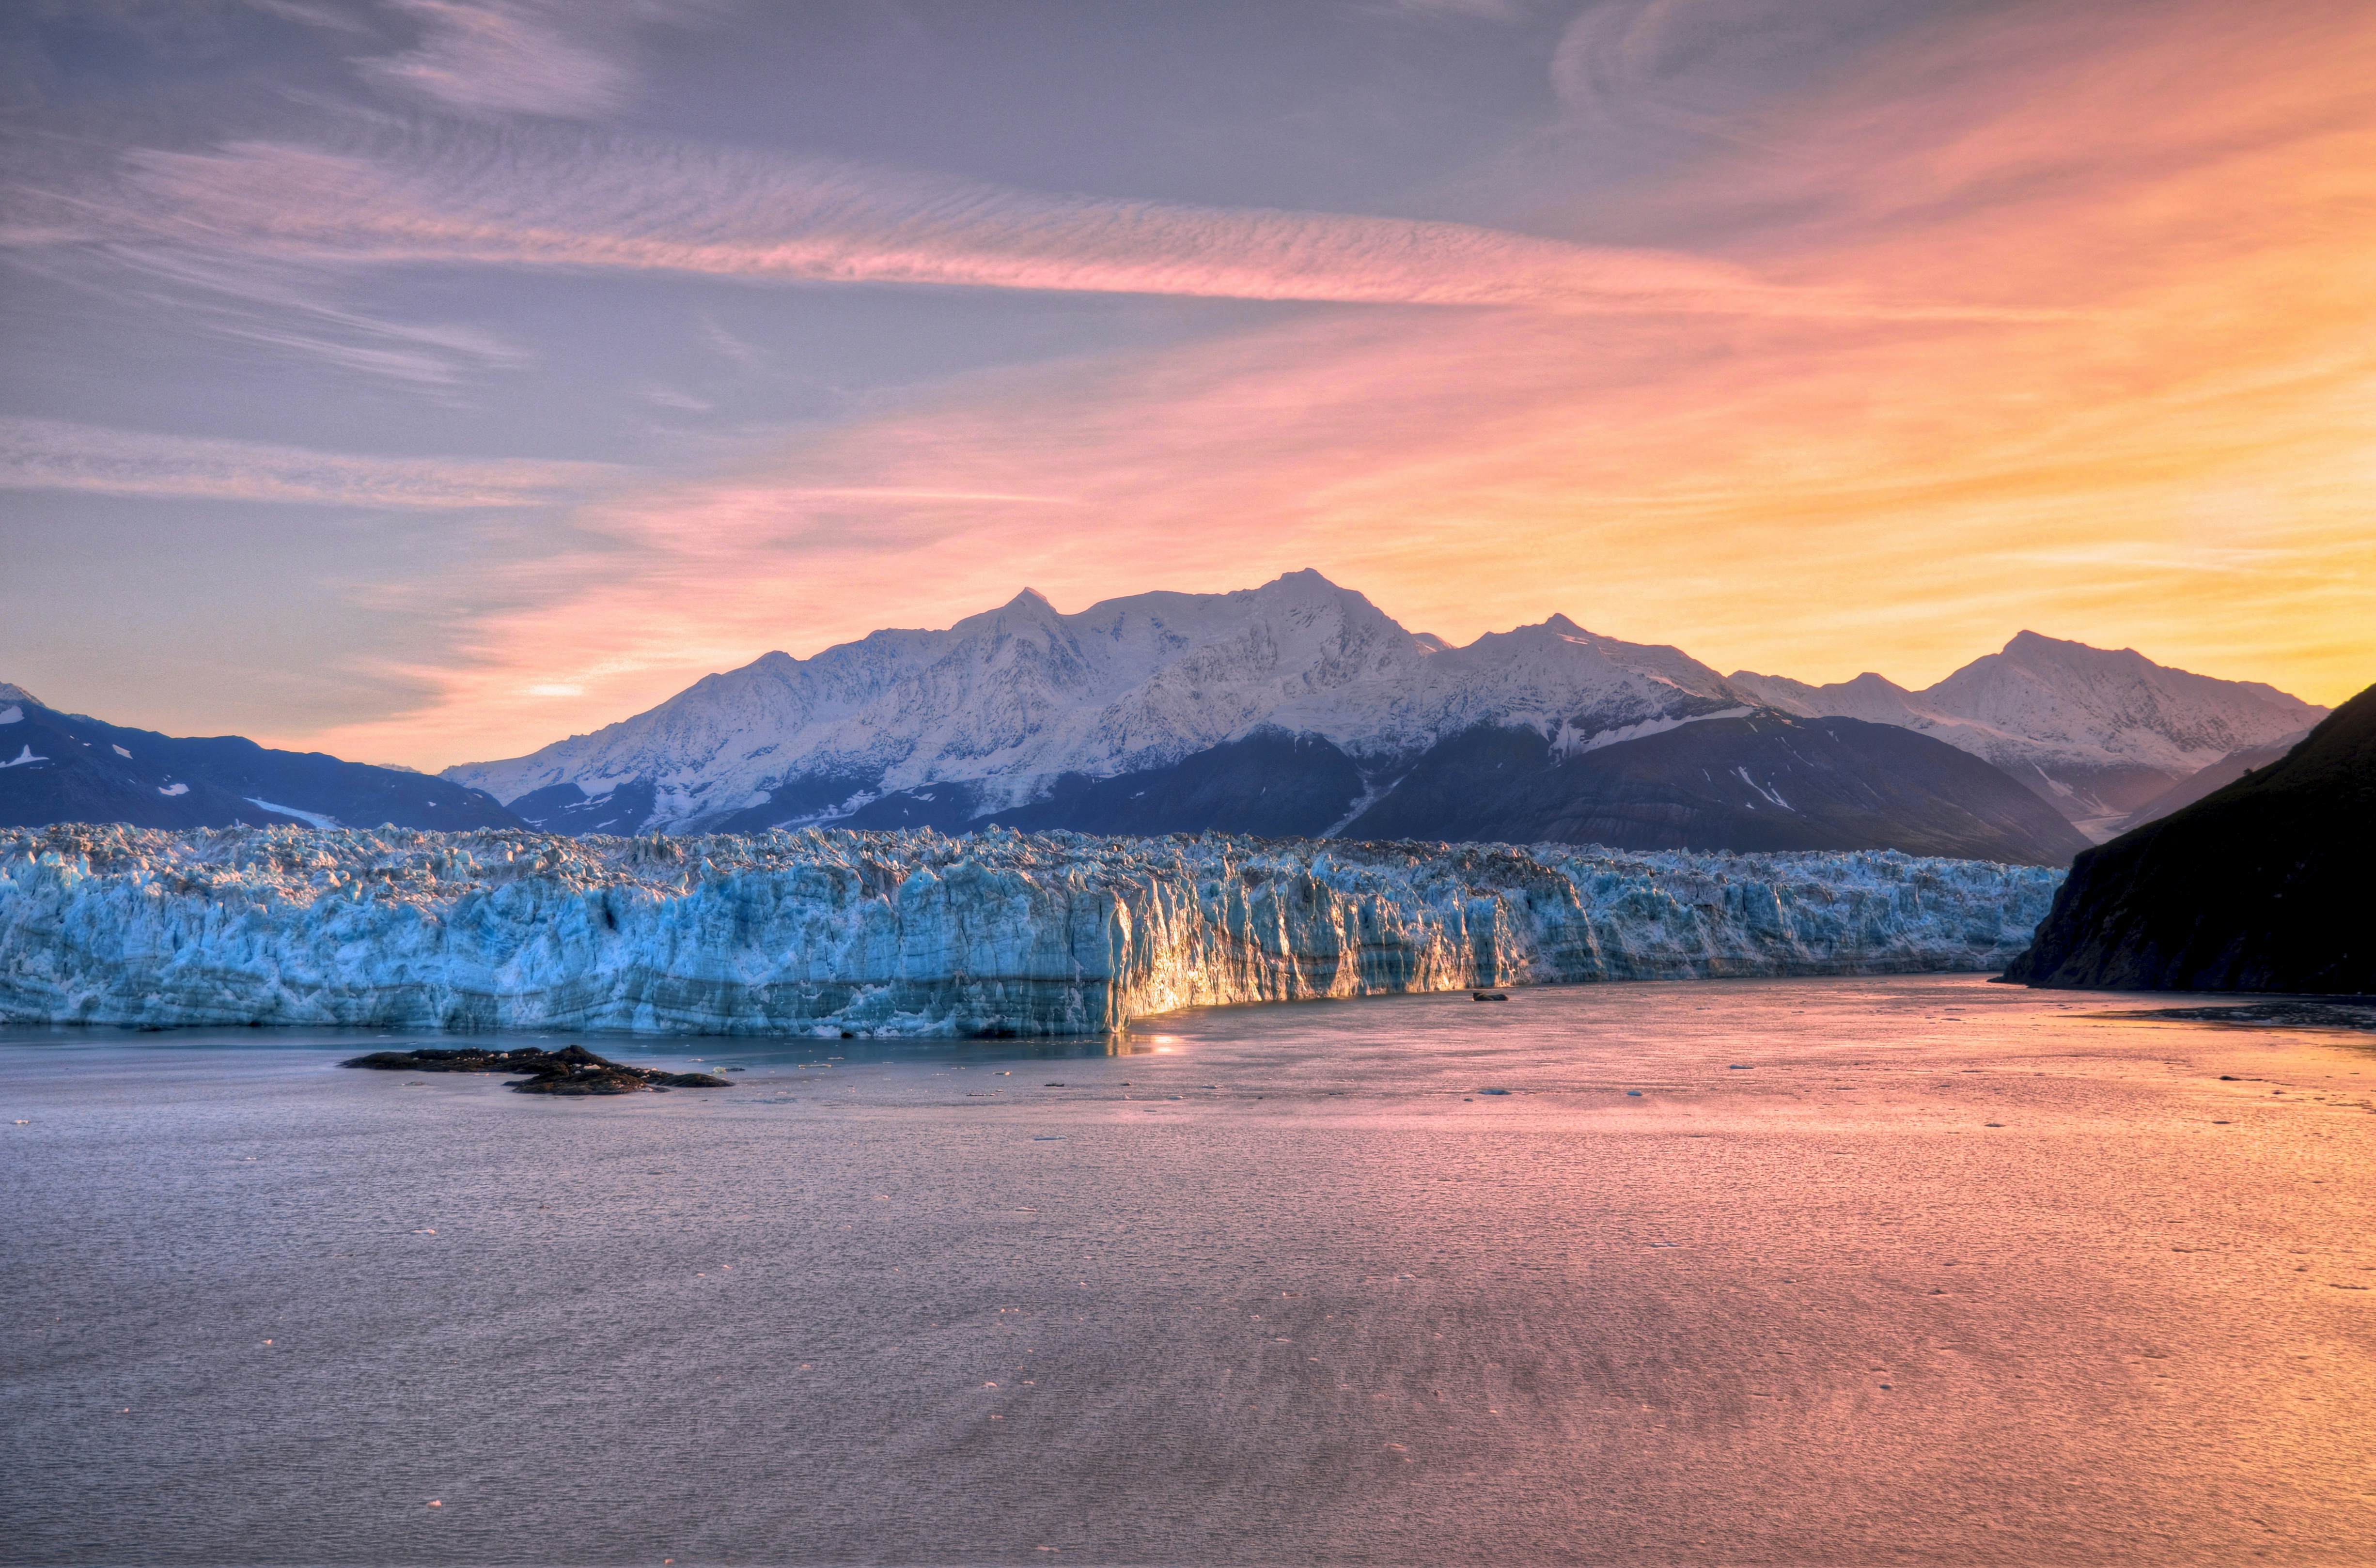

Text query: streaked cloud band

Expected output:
[68,129,1916,317]
[0,419,615,509]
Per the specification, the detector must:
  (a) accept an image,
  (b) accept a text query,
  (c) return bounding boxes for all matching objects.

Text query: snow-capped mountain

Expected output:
[1728,632,2327,838]
[447,570,1748,835]
[445,574,2323,857]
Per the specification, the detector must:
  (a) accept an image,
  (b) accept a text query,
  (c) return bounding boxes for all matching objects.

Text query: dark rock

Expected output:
[1343,714,2089,866]
[2004,683,2376,993]
[341,1043,732,1094]
[984,730,1365,838]
[502,778,660,836]
[2098,1002,2376,1034]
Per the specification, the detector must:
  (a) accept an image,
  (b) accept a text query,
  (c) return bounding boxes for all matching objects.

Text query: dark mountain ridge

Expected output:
[0,680,2094,866]
[0,691,523,833]
[1342,713,2089,866]
[2003,682,2376,992]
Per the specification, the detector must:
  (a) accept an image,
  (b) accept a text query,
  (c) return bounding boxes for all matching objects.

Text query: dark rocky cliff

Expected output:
[2003,683,2376,993]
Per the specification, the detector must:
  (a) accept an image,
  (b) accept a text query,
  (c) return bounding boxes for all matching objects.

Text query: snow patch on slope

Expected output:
[246,797,340,829]
[1559,706,1751,758]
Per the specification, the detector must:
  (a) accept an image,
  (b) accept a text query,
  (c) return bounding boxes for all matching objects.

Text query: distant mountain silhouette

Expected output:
[0,691,523,833]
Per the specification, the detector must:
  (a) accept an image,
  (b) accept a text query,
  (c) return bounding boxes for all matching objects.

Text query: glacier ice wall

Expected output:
[0,825,2062,1037]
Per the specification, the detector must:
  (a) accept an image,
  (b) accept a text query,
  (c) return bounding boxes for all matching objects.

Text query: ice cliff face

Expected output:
[0,824,2062,1037]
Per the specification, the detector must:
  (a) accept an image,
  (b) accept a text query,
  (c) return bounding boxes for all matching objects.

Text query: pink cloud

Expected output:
[362,1,634,118]
[90,127,1924,317]
[293,0,2376,769]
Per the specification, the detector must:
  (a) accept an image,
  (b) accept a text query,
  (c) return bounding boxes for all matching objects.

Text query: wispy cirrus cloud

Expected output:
[31,124,1997,319]
[1372,0,1531,21]
[294,0,2376,768]
[362,0,634,118]
[82,245,528,388]
[0,418,616,508]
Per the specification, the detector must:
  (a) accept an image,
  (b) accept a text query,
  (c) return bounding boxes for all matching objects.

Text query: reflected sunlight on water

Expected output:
[2,975,2371,1565]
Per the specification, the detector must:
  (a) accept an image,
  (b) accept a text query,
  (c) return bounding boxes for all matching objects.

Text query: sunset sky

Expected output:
[3,0,2370,771]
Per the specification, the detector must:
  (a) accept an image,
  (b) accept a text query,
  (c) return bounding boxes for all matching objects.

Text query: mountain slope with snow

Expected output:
[446,578,2323,855]
[2005,682,2376,993]
[1344,713,2091,865]
[448,571,1749,835]
[1729,633,2326,837]
[0,690,522,833]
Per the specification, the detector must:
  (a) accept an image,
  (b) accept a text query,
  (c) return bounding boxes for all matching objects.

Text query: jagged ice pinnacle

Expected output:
[1,825,2063,1037]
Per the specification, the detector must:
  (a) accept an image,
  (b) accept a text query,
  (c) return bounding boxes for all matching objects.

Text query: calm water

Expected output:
[2,976,2372,1566]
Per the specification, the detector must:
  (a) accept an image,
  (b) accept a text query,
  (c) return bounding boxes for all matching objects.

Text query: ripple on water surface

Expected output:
[1,974,2372,1565]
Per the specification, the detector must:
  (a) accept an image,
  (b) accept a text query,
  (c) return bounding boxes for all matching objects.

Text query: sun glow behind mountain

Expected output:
[1,0,2369,771]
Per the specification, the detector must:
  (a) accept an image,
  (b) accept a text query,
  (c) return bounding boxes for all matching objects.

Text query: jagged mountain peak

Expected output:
[1995,630,2164,673]
[440,581,2324,846]
[444,574,1739,832]
[1730,635,2326,835]
[0,682,47,708]
[2003,629,2112,656]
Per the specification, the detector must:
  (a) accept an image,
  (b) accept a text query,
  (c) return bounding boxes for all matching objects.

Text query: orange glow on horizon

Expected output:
[298,0,2375,771]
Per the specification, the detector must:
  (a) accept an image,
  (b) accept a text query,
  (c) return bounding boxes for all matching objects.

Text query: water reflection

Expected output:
[2,974,2371,1565]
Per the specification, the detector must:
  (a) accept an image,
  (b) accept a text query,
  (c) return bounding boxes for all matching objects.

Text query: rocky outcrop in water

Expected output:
[1,824,2063,1037]
[341,1043,731,1093]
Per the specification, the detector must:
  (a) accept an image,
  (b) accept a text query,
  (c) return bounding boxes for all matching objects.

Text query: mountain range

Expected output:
[0,684,518,833]
[432,571,2319,865]
[2,574,2324,866]
[1728,635,2325,837]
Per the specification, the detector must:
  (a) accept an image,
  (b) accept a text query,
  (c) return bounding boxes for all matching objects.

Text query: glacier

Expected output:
[0,824,2063,1038]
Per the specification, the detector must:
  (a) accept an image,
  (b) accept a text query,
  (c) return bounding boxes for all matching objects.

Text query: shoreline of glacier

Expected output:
[0,825,2063,1038]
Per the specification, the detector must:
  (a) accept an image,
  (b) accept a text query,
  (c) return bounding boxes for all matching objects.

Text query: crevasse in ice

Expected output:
[0,824,2062,1036]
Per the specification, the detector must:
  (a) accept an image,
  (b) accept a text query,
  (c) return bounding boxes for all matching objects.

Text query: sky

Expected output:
[1,0,2370,772]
